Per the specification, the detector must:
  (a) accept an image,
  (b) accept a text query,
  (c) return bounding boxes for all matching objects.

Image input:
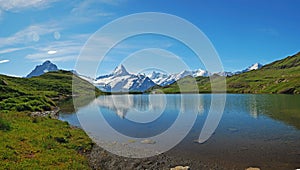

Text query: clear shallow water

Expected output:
[59,94,300,169]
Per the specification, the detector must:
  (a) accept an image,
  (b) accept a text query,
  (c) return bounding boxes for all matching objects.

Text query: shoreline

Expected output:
[37,107,224,170]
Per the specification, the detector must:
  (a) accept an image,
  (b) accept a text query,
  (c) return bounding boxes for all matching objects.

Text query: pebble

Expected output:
[245,167,260,170]
[170,165,190,170]
[141,139,156,144]
[228,127,239,133]
[193,139,207,144]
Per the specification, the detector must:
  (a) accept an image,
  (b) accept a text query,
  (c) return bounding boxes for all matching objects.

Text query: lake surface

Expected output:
[59,94,300,169]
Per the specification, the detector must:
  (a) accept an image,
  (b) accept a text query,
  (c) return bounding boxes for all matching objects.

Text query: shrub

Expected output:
[54,137,68,143]
[41,104,51,111]
[32,117,39,123]
[16,103,33,112]
[0,118,11,131]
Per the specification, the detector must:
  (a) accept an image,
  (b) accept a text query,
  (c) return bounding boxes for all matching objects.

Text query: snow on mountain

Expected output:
[149,69,210,86]
[94,65,156,92]
[242,63,263,72]
[149,71,169,86]
[149,71,189,86]
[226,63,263,76]
[78,75,95,83]
[26,60,58,78]
[85,62,263,91]
[113,64,129,76]
[192,69,210,77]
[148,63,263,86]
[215,71,234,77]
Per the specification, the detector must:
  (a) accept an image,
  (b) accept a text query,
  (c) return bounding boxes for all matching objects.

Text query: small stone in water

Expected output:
[245,167,260,170]
[170,165,190,170]
[141,139,156,144]
[193,139,207,144]
[228,127,239,132]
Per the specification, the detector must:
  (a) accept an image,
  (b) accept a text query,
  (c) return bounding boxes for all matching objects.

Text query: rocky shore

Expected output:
[87,145,224,170]
[31,107,60,119]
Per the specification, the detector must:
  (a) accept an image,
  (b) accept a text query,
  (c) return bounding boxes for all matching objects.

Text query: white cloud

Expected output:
[26,40,83,62]
[37,56,75,62]
[0,59,9,64]
[70,0,116,23]
[0,22,61,48]
[47,50,57,55]
[0,0,58,12]
[0,47,28,54]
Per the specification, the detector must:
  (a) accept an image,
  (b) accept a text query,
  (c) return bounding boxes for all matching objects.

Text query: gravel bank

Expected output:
[88,145,224,170]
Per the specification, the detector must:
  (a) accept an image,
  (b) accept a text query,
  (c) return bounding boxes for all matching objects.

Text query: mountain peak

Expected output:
[26,60,58,78]
[95,64,156,92]
[113,64,129,76]
[44,60,52,64]
[246,63,263,71]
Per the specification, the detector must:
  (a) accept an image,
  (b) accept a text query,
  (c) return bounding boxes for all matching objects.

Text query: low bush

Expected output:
[0,118,11,131]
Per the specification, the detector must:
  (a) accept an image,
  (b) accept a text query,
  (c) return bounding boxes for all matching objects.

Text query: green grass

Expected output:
[0,70,105,112]
[0,70,106,169]
[226,52,300,94]
[150,52,300,94]
[0,111,93,169]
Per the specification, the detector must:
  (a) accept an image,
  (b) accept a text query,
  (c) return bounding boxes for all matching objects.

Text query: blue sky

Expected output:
[0,0,299,77]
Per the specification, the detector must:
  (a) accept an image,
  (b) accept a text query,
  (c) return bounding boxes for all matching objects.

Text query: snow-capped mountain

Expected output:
[192,69,210,77]
[149,70,190,86]
[149,71,169,86]
[149,63,263,86]
[242,63,263,72]
[26,60,58,78]
[215,71,234,77]
[26,61,264,92]
[231,63,263,75]
[149,69,210,86]
[94,65,156,92]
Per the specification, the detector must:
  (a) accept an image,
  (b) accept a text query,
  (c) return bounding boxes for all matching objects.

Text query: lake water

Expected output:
[59,94,300,169]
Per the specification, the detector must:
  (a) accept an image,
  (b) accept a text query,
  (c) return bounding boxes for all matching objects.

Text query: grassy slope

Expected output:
[150,52,300,94]
[226,52,300,94]
[0,112,93,169]
[0,71,104,169]
[0,70,105,112]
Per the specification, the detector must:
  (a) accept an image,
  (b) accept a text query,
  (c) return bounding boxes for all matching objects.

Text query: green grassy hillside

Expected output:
[226,52,300,94]
[0,70,103,169]
[0,70,105,112]
[0,112,93,169]
[150,52,300,94]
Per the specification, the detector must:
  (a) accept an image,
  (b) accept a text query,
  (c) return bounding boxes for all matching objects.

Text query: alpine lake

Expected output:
[59,94,300,170]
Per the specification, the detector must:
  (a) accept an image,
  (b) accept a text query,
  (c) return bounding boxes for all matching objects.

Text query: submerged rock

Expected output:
[228,127,239,133]
[245,167,260,170]
[170,165,190,170]
[193,139,207,144]
[140,139,156,144]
